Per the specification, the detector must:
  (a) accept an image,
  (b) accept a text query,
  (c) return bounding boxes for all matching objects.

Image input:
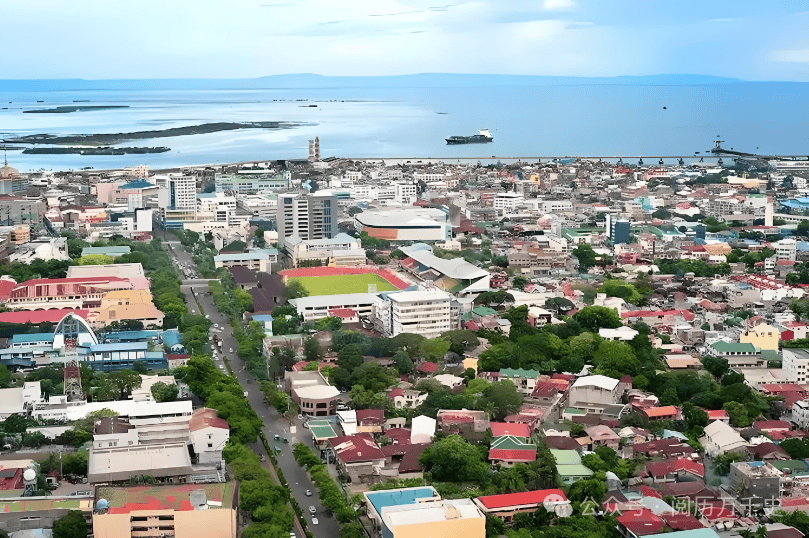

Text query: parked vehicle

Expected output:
[309,506,316,514]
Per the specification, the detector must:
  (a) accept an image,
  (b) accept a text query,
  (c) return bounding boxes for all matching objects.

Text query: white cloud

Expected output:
[768,49,809,63]
[542,0,576,10]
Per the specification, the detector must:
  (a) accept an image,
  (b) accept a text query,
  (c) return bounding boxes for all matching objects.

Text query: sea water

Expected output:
[1,81,808,172]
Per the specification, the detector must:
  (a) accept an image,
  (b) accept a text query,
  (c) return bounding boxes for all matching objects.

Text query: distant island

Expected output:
[8,121,302,146]
[24,105,130,114]
[23,146,170,155]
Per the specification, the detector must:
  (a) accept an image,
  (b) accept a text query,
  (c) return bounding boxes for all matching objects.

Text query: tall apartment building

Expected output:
[277,192,338,251]
[605,214,631,245]
[156,174,197,228]
[373,287,455,339]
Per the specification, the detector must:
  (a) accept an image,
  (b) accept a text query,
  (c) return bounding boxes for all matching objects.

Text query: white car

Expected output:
[311,518,318,525]
[309,506,316,514]
[229,348,234,353]
[218,364,225,370]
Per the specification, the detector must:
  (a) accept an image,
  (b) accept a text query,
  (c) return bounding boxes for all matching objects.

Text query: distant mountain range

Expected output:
[0,73,760,92]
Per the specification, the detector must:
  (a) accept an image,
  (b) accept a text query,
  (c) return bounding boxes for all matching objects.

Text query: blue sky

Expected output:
[5,0,809,80]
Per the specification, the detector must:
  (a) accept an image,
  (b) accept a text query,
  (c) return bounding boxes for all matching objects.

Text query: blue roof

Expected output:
[90,342,148,352]
[214,248,278,262]
[197,192,217,198]
[252,314,274,322]
[10,333,54,344]
[120,179,155,190]
[366,487,437,516]
[104,330,160,341]
[798,241,809,252]
[81,246,131,257]
[162,329,182,347]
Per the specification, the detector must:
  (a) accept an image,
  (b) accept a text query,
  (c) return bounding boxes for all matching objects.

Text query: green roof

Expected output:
[309,421,338,439]
[0,497,87,513]
[761,349,782,360]
[472,307,498,317]
[770,460,809,473]
[460,312,474,322]
[550,449,582,466]
[81,246,131,257]
[499,368,540,379]
[557,464,594,477]
[491,435,535,451]
[710,341,756,353]
[564,407,586,415]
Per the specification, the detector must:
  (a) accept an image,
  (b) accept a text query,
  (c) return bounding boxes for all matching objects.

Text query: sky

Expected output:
[4,0,809,80]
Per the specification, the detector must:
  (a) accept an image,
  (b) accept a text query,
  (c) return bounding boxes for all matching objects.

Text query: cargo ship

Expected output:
[446,129,493,145]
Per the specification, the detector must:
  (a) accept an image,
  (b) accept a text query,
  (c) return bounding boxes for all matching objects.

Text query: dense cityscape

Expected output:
[1,140,809,538]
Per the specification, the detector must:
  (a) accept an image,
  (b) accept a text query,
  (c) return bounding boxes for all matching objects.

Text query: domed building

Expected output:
[0,154,24,195]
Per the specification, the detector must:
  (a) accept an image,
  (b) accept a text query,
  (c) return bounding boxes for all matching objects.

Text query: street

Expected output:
[165,239,342,538]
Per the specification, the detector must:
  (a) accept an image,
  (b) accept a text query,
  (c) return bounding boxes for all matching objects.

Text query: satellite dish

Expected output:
[23,469,36,482]
[555,504,574,517]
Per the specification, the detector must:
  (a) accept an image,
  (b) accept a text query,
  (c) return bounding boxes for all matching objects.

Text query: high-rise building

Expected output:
[277,192,338,250]
[157,174,196,211]
[308,137,321,162]
[605,214,631,245]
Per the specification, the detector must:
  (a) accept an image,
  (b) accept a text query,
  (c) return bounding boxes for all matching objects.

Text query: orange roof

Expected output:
[644,406,679,418]
[363,226,398,240]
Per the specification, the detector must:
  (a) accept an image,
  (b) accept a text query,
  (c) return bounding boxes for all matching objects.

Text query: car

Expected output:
[206,315,210,319]
[305,489,313,496]
[298,414,304,420]
[218,365,225,370]
[309,506,316,514]
[311,518,319,525]
[229,348,234,353]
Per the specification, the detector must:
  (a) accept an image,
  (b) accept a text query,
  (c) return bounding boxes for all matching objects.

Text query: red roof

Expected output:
[356,409,385,425]
[660,512,704,531]
[639,486,662,499]
[188,408,229,431]
[753,420,791,432]
[330,435,385,463]
[327,308,357,319]
[488,449,537,463]
[490,422,531,438]
[0,308,89,325]
[622,309,694,321]
[705,410,729,420]
[669,458,705,477]
[699,502,734,520]
[388,388,404,399]
[476,489,567,510]
[416,361,438,374]
[398,443,429,473]
[0,278,16,301]
[617,510,665,536]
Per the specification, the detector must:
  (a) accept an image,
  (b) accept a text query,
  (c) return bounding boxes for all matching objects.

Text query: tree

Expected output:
[108,369,143,399]
[567,476,607,504]
[150,381,179,402]
[573,244,598,269]
[682,402,708,430]
[723,401,751,427]
[712,451,748,475]
[702,355,729,379]
[483,380,523,420]
[418,435,488,482]
[573,306,622,331]
[512,275,528,291]
[593,340,639,378]
[53,510,88,538]
[420,337,451,362]
[392,350,414,375]
[284,280,309,300]
[303,337,324,362]
[314,316,342,332]
[780,438,809,459]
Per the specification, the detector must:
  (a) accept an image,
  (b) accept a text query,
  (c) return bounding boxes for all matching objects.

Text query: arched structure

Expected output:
[53,313,98,354]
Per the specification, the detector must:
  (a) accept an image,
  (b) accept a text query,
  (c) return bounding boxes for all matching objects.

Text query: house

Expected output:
[436,409,489,435]
[585,424,621,450]
[748,442,790,461]
[434,374,464,390]
[665,355,703,370]
[473,489,569,524]
[700,420,748,457]
[709,341,765,368]
[411,415,436,445]
[489,435,537,466]
[616,509,665,537]
[490,422,531,438]
[416,361,439,375]
[356,409,385,433]
[387,389,427,409]
[740,323,781,352]
[729,461,782,510]
[550,449,593,485]
[753,420,792,439]
[285,370,340,416]
[498,368,540,395]
[641,406,682,422]
[568,375,622,415]
[330,434,386,484]
[599,326,639,341]
[633,439,696,460]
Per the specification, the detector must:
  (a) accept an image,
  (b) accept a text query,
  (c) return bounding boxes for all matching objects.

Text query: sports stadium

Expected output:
[279,266,410,296]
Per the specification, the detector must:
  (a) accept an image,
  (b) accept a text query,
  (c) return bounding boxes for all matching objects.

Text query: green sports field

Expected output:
[289,274,398,296]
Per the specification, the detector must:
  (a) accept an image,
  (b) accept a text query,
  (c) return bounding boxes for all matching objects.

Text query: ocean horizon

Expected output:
[2,74,808,172]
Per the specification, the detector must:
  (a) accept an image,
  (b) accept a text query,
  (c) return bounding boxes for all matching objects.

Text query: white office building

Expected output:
[373,287,455,338]
[277,192,338,251]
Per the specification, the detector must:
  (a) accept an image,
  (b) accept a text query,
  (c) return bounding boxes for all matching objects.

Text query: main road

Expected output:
[163,238,342,538]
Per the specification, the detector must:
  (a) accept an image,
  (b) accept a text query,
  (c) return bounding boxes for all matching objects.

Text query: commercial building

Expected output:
[699,420,748,457]
[0,195,45,226]
[373,287,455,339]
[364,486,485,538]
[399,245,490,294]
[213,248,278,273]
[285,232,365,267]
[606,214,631,245]
[284,371,340,416]
[215,170,290,194]
[277,192,338,250]
[290,292,378,322]
[729,461,782,509]
[354,207,452,242]
[93,482,238,538]
[473,489,569,524]
[5,276,138,310]
[568,375,622,414]
[156,174,197,229]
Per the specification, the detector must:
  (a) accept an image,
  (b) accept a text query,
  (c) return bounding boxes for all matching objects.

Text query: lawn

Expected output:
[290,274,398,296]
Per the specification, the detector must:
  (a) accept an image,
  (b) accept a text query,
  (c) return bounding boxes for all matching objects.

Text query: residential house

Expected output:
[387,389,427,409]
[356,409,385,434]
[436,409,489,436]
[330,434,386,484]
[700,420,748,457]
[550,449,593,485]
[489,435,537,467]
[568,375,622,415]
[473,489,569,525]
